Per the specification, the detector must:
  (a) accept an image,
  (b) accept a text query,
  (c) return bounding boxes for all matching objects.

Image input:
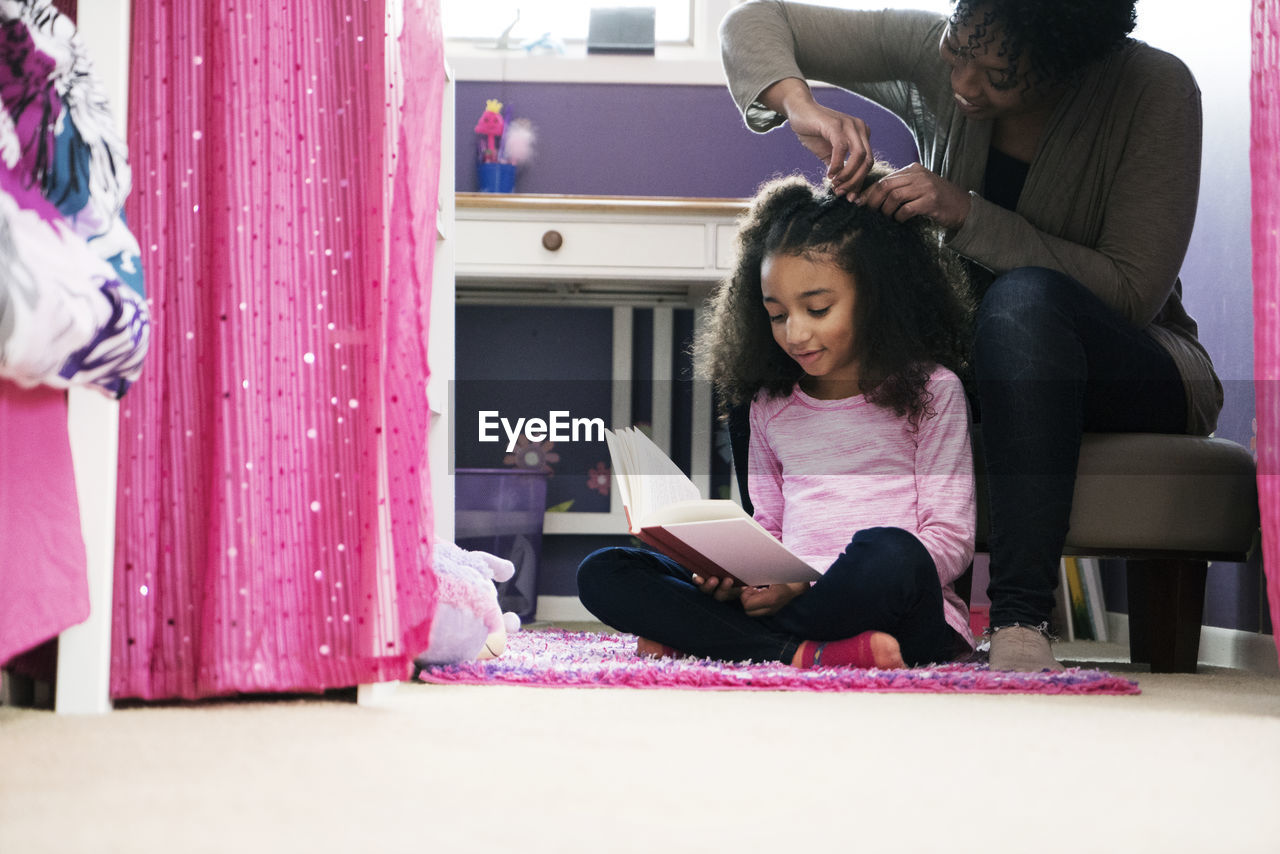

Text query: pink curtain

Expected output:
[1254,0,1280,664]
[0,384,87,666]
[113,1,443,699]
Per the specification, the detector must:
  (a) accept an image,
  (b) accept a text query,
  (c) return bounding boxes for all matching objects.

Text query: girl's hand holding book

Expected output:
[689,573,742,603]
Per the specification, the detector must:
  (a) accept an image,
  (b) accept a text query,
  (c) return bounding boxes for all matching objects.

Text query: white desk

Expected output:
[453,193,749,551]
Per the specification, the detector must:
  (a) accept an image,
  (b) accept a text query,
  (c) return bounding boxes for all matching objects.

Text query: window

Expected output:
[817,0,953,12]
[443,0,694,45]
[441,1,952,86]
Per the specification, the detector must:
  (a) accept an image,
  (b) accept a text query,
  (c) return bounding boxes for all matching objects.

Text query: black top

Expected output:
[983,146,1030,212]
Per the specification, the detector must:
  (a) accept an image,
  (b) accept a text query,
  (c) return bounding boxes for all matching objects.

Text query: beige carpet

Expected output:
[3,631,1280,854]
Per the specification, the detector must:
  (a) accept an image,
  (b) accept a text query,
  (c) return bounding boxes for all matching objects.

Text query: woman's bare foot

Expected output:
[636,637,681,658]
[792,631,906,669]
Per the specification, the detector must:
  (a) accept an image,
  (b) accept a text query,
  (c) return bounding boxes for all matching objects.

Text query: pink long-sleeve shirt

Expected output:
[748,365,976,648]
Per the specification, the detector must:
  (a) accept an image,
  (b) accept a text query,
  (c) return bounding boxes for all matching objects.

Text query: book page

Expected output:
[607,427,701,524]
[641,498,751,527]
[632,476,702,522]
[603,429,634,511]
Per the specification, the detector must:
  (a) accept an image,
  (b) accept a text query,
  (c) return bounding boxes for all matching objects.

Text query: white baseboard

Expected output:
[1106,612,1278,675]
[533,595,595,623]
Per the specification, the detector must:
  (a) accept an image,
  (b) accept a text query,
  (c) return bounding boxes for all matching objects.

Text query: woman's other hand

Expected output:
[760,78,874,198]
[858,162,972,230]
[739,582,808,617]
[690,572,743,603]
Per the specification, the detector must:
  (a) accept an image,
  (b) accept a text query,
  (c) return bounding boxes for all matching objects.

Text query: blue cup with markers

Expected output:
[477,161,517,193]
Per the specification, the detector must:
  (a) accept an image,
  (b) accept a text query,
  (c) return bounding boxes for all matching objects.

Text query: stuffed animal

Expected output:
[415,539,521,667]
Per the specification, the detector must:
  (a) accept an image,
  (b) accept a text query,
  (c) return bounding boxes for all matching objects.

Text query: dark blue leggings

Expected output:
[576,527,958,666]
[973,267,1187,627]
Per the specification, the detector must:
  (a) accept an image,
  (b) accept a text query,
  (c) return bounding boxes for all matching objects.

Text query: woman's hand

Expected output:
[690,572,743,603]
[788,101,875,197]
[858,162,972,230]
[739,582,808,617]
[761,78,874,197]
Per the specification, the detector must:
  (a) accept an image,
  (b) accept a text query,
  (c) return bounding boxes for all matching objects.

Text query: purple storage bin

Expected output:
[454,468,549,622]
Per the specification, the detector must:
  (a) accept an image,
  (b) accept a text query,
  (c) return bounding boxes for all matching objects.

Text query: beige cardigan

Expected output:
[721,1,1222,435]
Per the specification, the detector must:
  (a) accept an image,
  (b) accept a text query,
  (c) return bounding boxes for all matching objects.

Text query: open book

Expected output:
[604,427,822,587]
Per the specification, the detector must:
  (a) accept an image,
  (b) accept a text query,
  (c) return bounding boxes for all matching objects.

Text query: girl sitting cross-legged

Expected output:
[577,170,978,669]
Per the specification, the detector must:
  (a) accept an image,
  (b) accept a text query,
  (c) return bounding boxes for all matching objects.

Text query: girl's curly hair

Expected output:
[694,169,972,431]
[950,0,1137,88]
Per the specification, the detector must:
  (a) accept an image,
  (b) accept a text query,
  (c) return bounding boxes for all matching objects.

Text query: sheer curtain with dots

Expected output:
[111,1,442,700]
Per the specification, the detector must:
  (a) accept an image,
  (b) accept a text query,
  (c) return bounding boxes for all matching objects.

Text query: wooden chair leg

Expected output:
[1125,559,1208,673]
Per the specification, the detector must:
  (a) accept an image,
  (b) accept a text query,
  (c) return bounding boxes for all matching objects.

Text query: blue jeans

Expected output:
[576,527,957,666]
[973,267,1187,628]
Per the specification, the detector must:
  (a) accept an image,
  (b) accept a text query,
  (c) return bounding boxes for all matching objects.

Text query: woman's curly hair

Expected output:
[694,169,972,432]
[951,0,1137,88]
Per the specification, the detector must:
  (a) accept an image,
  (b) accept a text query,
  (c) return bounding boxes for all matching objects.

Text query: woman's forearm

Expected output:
[758,77,813,118]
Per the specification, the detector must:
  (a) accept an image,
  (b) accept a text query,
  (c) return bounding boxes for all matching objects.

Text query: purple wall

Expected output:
[457,81,919,197]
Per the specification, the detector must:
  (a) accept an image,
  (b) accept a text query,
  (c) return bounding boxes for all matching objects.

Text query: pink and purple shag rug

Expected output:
[417,629,1140,695]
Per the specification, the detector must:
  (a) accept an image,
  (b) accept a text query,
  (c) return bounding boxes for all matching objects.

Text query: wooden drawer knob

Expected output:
[541,230,564,251]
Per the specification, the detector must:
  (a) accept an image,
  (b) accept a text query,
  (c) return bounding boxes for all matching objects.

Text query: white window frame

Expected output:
[446,0,738,85]
[444,1,698,47]
[443,0,960,86]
